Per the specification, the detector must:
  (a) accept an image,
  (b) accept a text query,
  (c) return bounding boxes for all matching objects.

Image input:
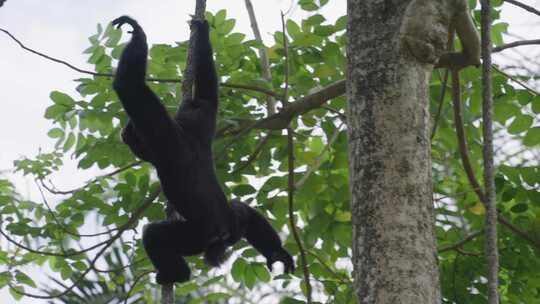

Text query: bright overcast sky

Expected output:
[0,0,538,303]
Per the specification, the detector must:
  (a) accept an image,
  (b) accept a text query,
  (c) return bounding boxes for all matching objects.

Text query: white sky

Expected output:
[0,0,538,303]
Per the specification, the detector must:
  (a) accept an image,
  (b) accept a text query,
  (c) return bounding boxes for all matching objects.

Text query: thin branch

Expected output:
[282,12,312,304]
[90,258,146,273]
[432,28,454,140]
[451,70,486,202]
[0,222,111,257]
[492,65,540,96]
[306,250,351,285]
[240,0,278,176]
[232,134,272,174]
[452,61,540,252]
[498,216,540,251]
[123,270,152,304]
[438,230,483,253]
[215,80,345,160]
[456,247,482,257]
[244,0,276,113]
[7,187,161,299]
[0,28,278,98]
[493,39,540,53]
[0,28,111,78]
[281,12,290,105]
[504,0,540,17]
[322,105,347,120]
[451,68,540,252]
[481,1,500,301]
[222,82,281,99]
[41,161,142,195]
[431,69,450,140]
[295,123,342,190]
[35,180,119,238]
[218,80,346,137]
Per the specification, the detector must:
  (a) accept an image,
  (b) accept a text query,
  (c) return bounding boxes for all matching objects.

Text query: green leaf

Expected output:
[220,19,236,35]
[63,133,76,151]
[232,184,256,196]
[508,115,533,134]
[523,127,540,146]
[15,271,36,287]
[176,282,198,295]
[314,25,336,36]
[47,128,64,139]
[253,263,271,282]
[244,264,257,289]
[287,20,301,39]
[510,203,528,213]
[336,16,347,31]
[299,0,319,11]
[231,258,247,282]
[207,292,230,301]
[50,91,75,107]
[532,96,540,113]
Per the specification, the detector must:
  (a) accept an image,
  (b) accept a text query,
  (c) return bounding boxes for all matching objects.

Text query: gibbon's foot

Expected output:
[266,248,295,274]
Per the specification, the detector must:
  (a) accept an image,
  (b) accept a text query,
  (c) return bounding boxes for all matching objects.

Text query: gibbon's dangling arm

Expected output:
[112,16,182,159]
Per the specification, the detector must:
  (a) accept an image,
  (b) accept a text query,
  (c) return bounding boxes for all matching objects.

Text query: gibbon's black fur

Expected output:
[112,16,294,284]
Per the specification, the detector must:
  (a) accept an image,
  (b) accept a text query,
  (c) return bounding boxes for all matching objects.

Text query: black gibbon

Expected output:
[112,16,294,284]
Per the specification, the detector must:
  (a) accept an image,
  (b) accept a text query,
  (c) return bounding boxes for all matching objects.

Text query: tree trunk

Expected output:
[346,1,466,303]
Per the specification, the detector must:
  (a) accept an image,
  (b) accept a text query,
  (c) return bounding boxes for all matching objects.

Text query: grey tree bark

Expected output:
[346,1,474,303]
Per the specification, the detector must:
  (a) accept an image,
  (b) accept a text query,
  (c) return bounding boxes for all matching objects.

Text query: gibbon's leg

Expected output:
[230,200,295,273]
[112,16,182,161]
[142,220,208,284]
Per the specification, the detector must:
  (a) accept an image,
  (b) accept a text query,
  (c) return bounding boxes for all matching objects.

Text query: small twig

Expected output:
[281,12,312,304]
[306,250,351,285]
[493,39,540,53]
[504,0,540,17]
[222,82,281,99]
[431,69,450,140]
[7,187,161,299]
[0,222,111,257]
[432,28,454,140]
[216,80,346,138]
[41,161,142,195]
[232,133,272,174]
[0,28,278,98]
[281,11,290,105]
[492,65,540,96]
[498,216,540,251]
[322,105,347,120]
[456,247,482,257]
[244,0,276,113]
[438,230,483,253]
[0,28,111,78]
[451,70,486,202]
[35,180,119,238]
[123,270,152,304]
[295,123,342,190]
[90,258,146,273]
[452,61,540,255]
